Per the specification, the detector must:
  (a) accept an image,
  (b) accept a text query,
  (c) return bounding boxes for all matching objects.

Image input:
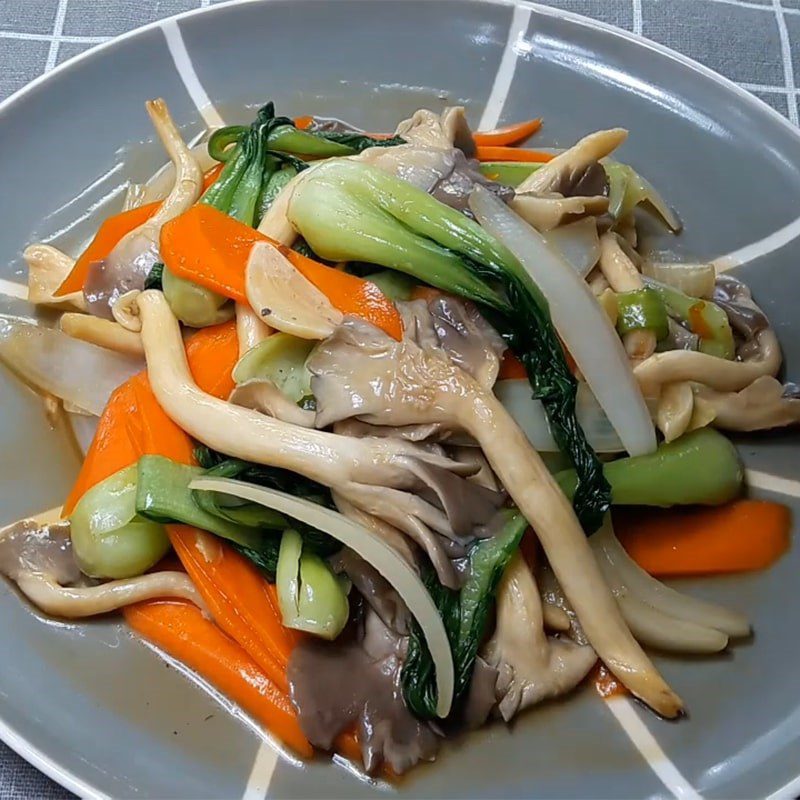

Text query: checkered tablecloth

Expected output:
[0,0,798,796]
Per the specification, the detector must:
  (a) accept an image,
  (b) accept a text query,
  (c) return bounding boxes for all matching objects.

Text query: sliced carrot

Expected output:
[124,599,312,757]
[202,163,224,192]
[475,146,555,163]
[293,116,314,130]
[184,319,239,400]
[497,352,527,381]
[614,500,791,577]
[160,205,403,339]
[473,118,542,147]
[55,202,161,296]
[62,318,238,512]
[592,663,625,699]
[160,204,259,303]
[286,246,403,340]
[130,373,196,465]
[62,378,144,514]
[168,525,297,694]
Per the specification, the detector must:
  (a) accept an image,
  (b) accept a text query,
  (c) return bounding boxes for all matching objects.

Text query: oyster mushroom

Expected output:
[24,244,86,311]
[83,99,203,317]
[354,107,509,213]
[510,129,624,231]
[517,129,626,196]
[0,518,202,618]
[692,375,800,431]
[308,315,683,717]
[483,552,597,721]
[229,378,316,428]
[634,329,781,391]
[135,290,485,589]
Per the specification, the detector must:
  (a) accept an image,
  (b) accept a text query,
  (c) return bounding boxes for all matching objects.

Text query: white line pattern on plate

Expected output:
[712,214,800,271]
[478,5,532,131]
[241,740,280,800]
[604,696,702,800]
[160,18,225,129]
[0,279,29,301]
[746,469,800,498]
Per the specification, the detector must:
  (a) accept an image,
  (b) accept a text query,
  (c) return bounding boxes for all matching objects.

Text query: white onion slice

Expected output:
[496,379,624,453]
[470,186,656,456]
[190,476,455,718]
[0,316,143,416]
[543,218,600,278]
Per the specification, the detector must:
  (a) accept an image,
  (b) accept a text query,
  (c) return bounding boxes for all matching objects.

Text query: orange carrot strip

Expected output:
[184,319,239,400]
[56,161,223,299]
[62,378,144,514]
[160,205,403,339]
[159,204,258,303]
[473,119,543,147]
[475,146,555,163]
[63,318,237,512]
[55,202,161,296]
[293,116,314,130]
[497,352,527,381]
[202,163,224,192]
[124,599,312,757]
[592,663,625,699]
[286,246,403,340]
[168,525,297,694]
[614,500,791,577]
[130,373,196,465]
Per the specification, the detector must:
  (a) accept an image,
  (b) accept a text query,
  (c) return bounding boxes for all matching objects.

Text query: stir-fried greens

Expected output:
[0,96,796,778]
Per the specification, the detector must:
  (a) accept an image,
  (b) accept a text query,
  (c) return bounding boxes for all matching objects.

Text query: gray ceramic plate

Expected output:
[2,1,800,797]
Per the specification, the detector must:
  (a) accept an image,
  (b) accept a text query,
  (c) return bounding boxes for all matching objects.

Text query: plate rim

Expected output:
[1,1,799,798]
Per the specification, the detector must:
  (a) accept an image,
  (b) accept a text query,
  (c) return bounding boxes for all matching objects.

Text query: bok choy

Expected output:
[401,508,528,720]
[70,464,169,579]
[287,160,611,532]
[189,475,456,718]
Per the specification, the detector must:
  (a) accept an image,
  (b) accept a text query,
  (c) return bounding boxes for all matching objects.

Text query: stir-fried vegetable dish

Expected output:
[1,99,795,775]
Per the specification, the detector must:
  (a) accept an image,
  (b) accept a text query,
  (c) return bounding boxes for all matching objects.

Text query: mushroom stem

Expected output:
[144,98,204,228]
[516,129,627,194]
[453,389,683,717]
[483,552,597,721]
[16,571,203,619]
[235,302,271,357]
[136,292,473,552]
[634,330,781,391]
[60,313,144,356]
